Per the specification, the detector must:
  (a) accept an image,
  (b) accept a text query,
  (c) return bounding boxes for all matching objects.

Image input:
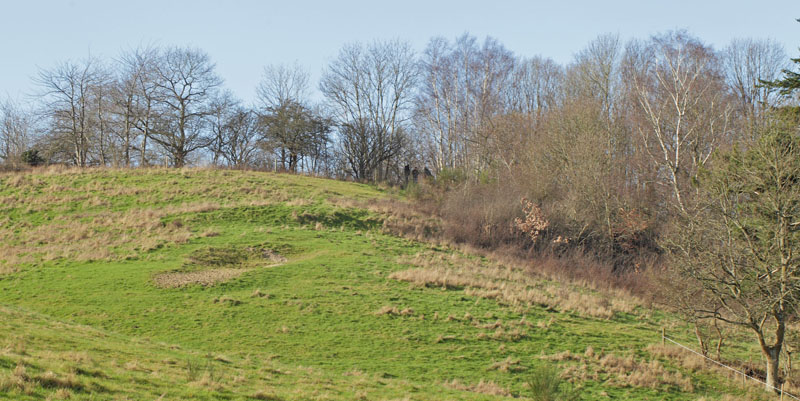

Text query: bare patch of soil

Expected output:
[153,269,247,288]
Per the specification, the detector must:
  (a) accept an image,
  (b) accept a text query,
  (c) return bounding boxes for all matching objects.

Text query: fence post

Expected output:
[661,327,665,346]
[782,382,785,400]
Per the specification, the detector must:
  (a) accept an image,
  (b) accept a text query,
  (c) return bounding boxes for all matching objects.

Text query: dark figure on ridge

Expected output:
[424,166,433,179]
[411,167,419,183]
[403,164,410,186]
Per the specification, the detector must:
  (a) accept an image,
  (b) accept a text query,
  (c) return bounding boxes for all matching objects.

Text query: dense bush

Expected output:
[20,149,44,166]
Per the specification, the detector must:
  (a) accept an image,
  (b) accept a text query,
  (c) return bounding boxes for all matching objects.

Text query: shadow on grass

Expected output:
[185,204,382,232]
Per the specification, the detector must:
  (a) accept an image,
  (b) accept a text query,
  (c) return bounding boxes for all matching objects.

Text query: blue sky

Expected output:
[1,0,798,104]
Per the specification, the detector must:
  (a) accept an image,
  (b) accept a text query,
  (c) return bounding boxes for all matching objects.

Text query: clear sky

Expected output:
[1,0,798,104]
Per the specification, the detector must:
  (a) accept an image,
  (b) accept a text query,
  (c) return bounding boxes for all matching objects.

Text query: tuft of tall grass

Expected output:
[527,364,578,401]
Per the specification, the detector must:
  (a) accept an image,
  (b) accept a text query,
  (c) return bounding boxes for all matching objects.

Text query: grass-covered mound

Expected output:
[0,167,775,400]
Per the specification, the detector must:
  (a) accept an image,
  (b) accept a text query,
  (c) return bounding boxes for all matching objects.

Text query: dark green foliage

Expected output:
[761,20,800,97]
[20,149,44,166]
[761,57,800,96]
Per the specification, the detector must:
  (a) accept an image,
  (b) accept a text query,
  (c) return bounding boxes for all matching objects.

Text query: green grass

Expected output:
[0,167,776,400]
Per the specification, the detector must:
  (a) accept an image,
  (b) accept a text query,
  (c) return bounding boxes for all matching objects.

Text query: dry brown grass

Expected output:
[645,344,793,397]
[2,336,27,356]
[45,388,72,400]
[0,358,95,396]
[36,371,84,391]
[328,197,442,243]
[434,335,457,343]
[250,289,272,298]
[646,344,707,372]
[695,396,756,401]
[0,363,34,394]
[540,347,694,392]
[389,252,636,319]
[540,350,583,362]
[61,351,92,364]
[487,327,527,342]
[349,193,656,304]
[189,371,225,391]
[442,378,511,396]
[213,295,243,306]
[286,198,313,207]
[488,357,527,373]
[252,389,283,400]
[257,249,288,264]
[0,167,320,272]
[0,201,218,270]
[374,306,414,317]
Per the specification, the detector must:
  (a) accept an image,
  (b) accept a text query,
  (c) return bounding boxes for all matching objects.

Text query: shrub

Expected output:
[438,179,527,248]
[513,198,550,243]
[21,149,45,166]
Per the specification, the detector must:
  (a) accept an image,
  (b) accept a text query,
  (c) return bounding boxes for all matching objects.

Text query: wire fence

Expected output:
[662,332,798,400]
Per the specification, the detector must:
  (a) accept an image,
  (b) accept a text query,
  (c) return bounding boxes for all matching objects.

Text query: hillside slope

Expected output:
[0,168,768,400]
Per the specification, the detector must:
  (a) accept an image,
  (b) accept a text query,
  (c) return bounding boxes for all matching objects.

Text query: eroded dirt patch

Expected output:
[153,268,247,288]
[153,245,287,288]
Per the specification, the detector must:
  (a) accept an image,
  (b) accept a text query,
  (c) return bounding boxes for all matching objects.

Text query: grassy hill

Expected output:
[0,167,773,400]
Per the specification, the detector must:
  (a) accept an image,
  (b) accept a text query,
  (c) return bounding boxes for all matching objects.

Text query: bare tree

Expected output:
[208,90,238,166]
[257,63,329,172]
[568,33,622,123]
[134,48,159,166]
[507,55,563,124]
[0,98,34,165]
[469,37,516,171]
[668,115,800,392]
[220,106,262,168]
[414,36,460,172]
[722,38,788,122]
[320,40,417,181]
[257,62,310,110]
[260,101,330,173]
[90,68,115,165]
[625,31,732,213]
[149,47,222,167]
[36,57,106,167]
[559,34,640,241]
[112,46,158,167]
[414,34,515,173]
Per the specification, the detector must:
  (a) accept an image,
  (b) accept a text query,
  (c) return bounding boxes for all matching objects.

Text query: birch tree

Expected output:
[625,31,732,213]
[415,34,515,173]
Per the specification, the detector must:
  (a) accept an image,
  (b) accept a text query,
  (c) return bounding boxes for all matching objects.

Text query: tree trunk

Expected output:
[764,346,781,393]
[140,133,148,167]
[174,152,185,168]
[694,323,708,356]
